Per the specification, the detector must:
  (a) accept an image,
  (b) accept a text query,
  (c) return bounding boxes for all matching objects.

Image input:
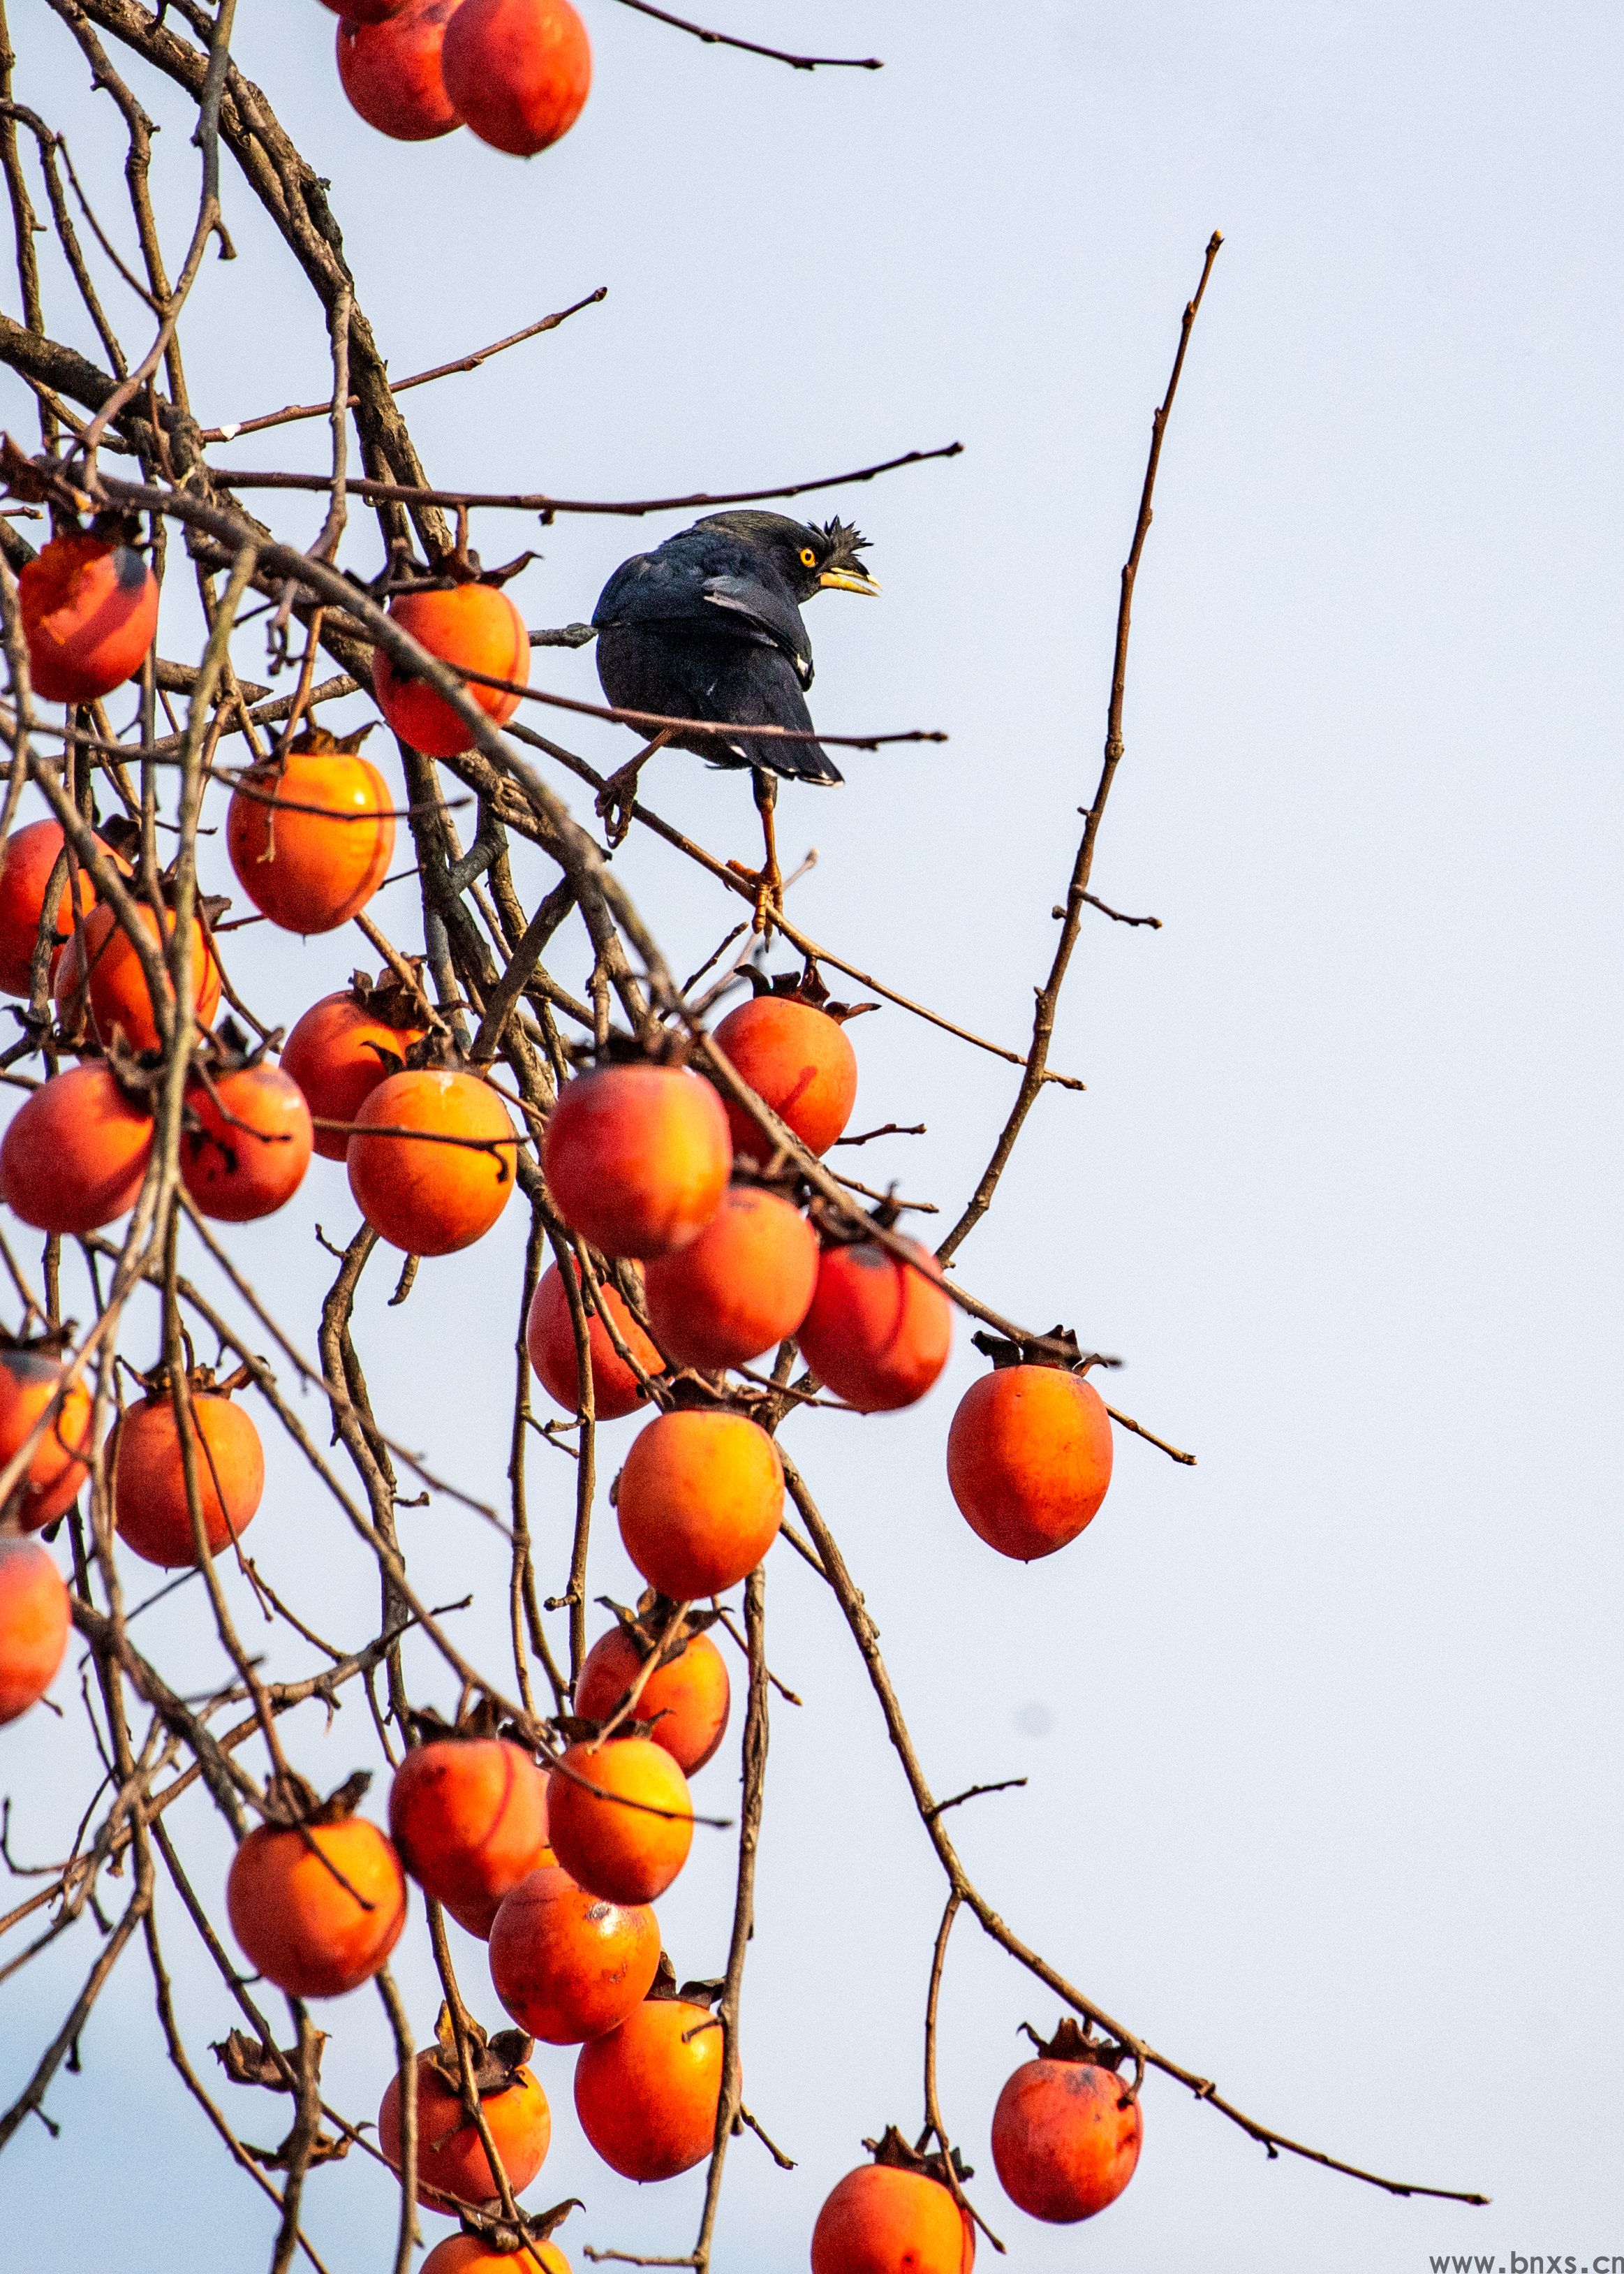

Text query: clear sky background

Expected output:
[2,3,1621,2269]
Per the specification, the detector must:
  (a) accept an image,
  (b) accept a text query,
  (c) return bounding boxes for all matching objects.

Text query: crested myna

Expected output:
[591,510,879,926]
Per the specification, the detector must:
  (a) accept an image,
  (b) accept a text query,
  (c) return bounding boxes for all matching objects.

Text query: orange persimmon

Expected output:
[0,819,98,997]
[373,580,527,756]
[615,1408,782,1601]
[227,1811,407,1997]
[53,900,221,1052]
[389,1733,553,1938]
[573,1986,723,2182]
[990,2020,1142,2223]
[711,991,858,1162]
[0,1062,152,1234]
[280,976,427,1162]
[0,1536,71,1724]
[422,2238,570,2274]
[441,0,590,157]
[109,1377,263,1567]
[947,1364,1114,1562]
[337,0,465,141]
[181,1062,313,1223]
[575,1618,730,1776]
[18,529,158,705]
[525,1261,660,1421]
[379,2044,551,2209]
[547,1736,692,1905]
[226,731,396,934]
[347,1067,518,1254]
[795,1235,952,1412]
[489,1861,660,2044]
[543,1065,730,1260]
[642,1185,818,1372]
[811,2152,975,2274]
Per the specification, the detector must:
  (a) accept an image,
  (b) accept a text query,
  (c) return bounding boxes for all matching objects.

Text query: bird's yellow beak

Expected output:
[818,566,882,596]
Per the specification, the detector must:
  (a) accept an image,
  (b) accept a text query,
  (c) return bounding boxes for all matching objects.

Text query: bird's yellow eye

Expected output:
[799,547,818,568]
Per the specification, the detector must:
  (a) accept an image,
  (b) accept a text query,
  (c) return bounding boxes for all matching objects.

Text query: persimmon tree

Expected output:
[0,4,1489,2269]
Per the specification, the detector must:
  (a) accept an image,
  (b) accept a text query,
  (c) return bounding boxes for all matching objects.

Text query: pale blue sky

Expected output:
[2,3,1621,2269]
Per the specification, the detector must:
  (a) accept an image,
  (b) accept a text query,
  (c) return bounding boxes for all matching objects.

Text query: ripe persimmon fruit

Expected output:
[575,1615,730,1775]
[811,2139,976,2274]
[615,1408,783,1601]
[109,1372,264,1567]
[947,1363,1113,1562]
[0,819,98,997]
[389,1728,554,1938]
[280,973,427,1162]
[227,1804,407,1997]
[526,1260,660,1421]
[0,1334,91,1532]
[543,1064,730,1260]
[573,1980,724,2182]
[337,0,465,141]
[181,1062,313,1223]
[226,729,396,934]
[990,2020,1142,2223]
[379,2030,551,2209]
[796,1235,952,1412]
[53,900,221,1053]
[642,1185,818,1372]
[422,2237,570,2274]
[17,528,158,705]
[0,1536,71,1724]
[319,0,408,18]
[347,1067,518,1254]
[373,580,528,757]
[441,0,591,157]
[0,1062,153,1234]
[547,1736,692,1905]
[711,988,858,1162]
[489,1861,661,2044]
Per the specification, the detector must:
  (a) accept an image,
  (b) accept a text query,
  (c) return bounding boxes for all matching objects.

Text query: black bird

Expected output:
[591,511,880,925]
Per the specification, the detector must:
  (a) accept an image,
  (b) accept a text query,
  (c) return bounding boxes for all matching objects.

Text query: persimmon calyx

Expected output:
[598,1587,725,1664]
[346,961,434,1030]
[0,1322,75,1358]
[427,2000,535,2097]
[457,2196,584,2253]
[1018,2013,1132,2071]
[261,1767,371,1829]
[861,2122,973,2187]
[212,2026,326,2094]
[127,1356,254,1406]
[970,1324,1118,1374]
[738,955,878,1024]
[643,1952,723,2008]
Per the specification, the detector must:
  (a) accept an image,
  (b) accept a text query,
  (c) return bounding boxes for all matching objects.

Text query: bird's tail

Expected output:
[709,732,843,785]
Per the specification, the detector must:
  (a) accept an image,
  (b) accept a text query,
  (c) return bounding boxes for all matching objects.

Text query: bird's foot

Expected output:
[593,759,644,848]
[725,857,783,938]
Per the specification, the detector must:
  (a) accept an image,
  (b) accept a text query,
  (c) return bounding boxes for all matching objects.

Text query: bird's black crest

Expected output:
[819,517,870,575]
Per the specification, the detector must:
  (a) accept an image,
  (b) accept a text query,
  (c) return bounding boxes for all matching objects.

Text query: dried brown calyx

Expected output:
[970,1325,1107,1374]
[862,2123,973,2188]
[424,2000,535,2098]
[212,2029,349,2171]
[380,530,536,594]
[261,1768,372,1829]
[456,2196,582,2257]
[1019,2015,1131,2071]
[0,1322,74,1360]
[600,1588,723,1668]
[345,961,433,1032]
[739,956,878,1025]
[564,1025,695,1073]
[643,1951,723,2009]
[126,1356,254,1409]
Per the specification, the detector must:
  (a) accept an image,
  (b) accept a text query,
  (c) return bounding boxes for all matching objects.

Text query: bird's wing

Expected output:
[698,575,813,687]
[594,545,813,688]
